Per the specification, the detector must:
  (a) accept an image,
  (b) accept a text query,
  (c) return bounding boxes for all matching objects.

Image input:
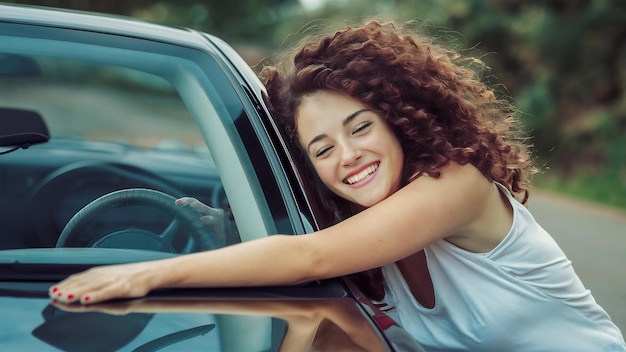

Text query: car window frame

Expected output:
[207,35,322,235]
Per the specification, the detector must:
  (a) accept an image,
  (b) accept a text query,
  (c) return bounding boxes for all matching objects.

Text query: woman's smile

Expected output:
[296,90,404,207]
[343,161,380,186]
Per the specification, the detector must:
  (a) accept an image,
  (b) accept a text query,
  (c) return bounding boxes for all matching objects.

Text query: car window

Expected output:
[0,24,275,254]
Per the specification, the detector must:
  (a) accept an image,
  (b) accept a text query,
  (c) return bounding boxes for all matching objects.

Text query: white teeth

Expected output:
[345,163,379,185]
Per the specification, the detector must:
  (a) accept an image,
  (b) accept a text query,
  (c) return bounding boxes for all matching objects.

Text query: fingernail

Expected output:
[68,294,74,300]
[175,200,181,205]
[57,292,62,297]
[51,287,58,293]
[83,296,90,302]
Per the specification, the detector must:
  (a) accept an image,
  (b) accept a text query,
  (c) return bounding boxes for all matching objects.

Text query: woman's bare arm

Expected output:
[50,162,494,304]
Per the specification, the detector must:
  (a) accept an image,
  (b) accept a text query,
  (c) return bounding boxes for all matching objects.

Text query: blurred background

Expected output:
[5,0,625,210]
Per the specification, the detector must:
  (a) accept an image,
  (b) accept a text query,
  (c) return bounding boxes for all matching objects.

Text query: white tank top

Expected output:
[380,183,625,351]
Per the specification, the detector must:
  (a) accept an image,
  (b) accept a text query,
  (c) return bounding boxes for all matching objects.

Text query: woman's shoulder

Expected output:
[416,162,514,253]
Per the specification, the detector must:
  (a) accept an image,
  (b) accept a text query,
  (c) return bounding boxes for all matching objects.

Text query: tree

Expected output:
[6,0,299,45]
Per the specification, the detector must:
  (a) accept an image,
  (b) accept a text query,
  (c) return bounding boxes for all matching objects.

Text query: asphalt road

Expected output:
[527,191,626,334]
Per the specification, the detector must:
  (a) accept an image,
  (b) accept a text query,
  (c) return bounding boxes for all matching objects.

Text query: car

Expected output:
[0,3,425,351]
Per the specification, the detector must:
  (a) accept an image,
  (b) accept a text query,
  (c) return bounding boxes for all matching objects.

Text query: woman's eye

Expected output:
[353,121,372,134]
[316,146,333,158]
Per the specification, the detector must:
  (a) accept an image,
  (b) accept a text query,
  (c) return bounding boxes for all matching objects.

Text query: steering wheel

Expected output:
[25,161,189,247]
[56,188,219,253]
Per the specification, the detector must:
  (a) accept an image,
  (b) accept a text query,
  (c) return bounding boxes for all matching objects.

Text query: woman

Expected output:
[50,20,625,350]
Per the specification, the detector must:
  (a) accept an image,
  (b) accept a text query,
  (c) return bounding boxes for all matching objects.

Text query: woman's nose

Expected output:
[340,142,362,166]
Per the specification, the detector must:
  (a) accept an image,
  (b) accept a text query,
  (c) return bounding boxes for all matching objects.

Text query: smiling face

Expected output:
[296,90,404,208]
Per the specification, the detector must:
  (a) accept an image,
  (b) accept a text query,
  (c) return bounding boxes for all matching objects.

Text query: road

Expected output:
[528,191,626,334]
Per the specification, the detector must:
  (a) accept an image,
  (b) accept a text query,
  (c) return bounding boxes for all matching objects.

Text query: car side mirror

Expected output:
[0,107,50,153]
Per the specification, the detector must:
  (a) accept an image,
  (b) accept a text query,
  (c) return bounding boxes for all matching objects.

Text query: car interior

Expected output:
[0,31,251,253]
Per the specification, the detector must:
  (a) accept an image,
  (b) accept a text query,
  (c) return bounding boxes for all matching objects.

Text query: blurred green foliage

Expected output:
[3,0,299,46]
[6,0,626,208]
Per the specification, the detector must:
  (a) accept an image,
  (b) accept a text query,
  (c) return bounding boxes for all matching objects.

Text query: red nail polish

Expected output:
[51,287,58,293]
[83,296,90,302]
[68,294,74,300]
[57,292,62,297]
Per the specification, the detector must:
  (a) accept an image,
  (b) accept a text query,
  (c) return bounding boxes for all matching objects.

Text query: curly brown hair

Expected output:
[263,19,534,204]
[261,20,536,299]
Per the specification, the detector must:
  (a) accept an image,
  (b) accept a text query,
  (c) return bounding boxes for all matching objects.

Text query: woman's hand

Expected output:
[48,197,227,305]
[175,197,228,245]
[49,260,168,305]
[175,197,223,223]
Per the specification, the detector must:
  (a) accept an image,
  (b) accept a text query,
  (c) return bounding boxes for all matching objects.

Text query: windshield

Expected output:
[0,22,274,260]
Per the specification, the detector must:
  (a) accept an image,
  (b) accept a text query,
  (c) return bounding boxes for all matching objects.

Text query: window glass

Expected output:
[1,55,201,148]
[0,30,257,253]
